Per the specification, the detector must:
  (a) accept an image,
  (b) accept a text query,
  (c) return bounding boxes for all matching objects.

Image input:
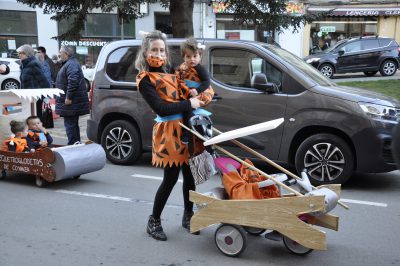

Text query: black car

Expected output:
[304,36,400,78]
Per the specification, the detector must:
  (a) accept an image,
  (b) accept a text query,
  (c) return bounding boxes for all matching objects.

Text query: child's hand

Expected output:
[40,141,48,147]
[189,88,198,97]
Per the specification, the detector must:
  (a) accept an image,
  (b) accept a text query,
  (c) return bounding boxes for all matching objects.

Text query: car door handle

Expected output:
[212,94,222,102]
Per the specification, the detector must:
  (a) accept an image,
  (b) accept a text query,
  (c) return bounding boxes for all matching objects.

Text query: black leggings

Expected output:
[152,163,195,219]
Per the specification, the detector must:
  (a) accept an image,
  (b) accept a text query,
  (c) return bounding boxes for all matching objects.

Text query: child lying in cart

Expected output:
[214,157,283,200]
[26,116,53,150]
[2,120,31,152]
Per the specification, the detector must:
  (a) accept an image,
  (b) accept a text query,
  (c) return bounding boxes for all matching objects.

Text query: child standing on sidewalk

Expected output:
[26,116,53,150]
[176,37,213,144]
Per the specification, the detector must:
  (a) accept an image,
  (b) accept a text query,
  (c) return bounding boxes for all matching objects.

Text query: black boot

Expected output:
[147,215,167,241]
[182,210,200,235]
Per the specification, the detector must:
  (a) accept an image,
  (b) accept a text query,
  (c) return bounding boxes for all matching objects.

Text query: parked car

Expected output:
[304,36,400,78]
[0,58,21,90]
[87,39,400,185]
[82,67,94,92]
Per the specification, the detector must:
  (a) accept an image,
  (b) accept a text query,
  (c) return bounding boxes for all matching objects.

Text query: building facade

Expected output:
[303,0,400,56]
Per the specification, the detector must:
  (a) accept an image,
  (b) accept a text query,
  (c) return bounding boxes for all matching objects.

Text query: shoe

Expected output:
[146,215,167,241]
[265,230,283,241]
[182,210,200,235]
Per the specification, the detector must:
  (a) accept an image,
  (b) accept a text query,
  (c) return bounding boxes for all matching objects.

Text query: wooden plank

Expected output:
[314,213,339,231]
[0,148,56,182]
[190,191,328,250]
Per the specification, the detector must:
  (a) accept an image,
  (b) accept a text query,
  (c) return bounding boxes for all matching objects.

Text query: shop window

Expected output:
[0,10,38,58]
[155,13,172,37]
[106,46,139,82]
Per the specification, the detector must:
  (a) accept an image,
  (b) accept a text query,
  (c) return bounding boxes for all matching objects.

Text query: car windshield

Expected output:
[263,44,335,86]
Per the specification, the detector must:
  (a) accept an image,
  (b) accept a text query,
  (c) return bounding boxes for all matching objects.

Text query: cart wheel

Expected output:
[243,226,266,236]
[283,235,313,255]
[1,170,6,180]
[214,224,247,257]
[73,175,81,179]
[35,176,48,188]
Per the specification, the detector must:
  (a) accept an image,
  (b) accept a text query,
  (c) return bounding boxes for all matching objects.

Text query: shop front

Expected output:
[304,5,400,56]
[0,10,38,58]
[58,13,135,67]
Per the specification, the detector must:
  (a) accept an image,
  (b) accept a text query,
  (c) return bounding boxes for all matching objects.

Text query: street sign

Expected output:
[320,26,336,33]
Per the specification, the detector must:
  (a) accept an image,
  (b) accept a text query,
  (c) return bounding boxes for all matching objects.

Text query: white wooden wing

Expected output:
[203,118,284,146]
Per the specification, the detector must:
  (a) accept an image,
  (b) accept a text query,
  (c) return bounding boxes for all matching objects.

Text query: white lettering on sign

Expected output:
[320,26,336,33]
[0,154,43,167]
[61,40,108,47]
[345,10,379,16]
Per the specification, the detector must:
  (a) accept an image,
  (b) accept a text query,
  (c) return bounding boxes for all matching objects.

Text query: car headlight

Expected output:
[359,102,399,122]
[306,58,320,64]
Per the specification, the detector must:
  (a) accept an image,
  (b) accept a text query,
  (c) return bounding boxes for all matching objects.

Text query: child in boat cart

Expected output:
[26,116,53,150]
[2,120,31,152]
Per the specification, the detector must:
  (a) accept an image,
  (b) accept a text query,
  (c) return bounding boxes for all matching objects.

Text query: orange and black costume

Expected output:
[2,137,30,152]
[27,130,53,150]
[137,64,213,219]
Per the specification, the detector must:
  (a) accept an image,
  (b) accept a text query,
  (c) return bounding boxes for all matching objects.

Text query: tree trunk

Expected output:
[169,0,194,38]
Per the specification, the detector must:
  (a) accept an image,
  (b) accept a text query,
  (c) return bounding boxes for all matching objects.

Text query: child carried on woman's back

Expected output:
[2,120,30,152]
[177,37,214,144]
[26,116,53,150]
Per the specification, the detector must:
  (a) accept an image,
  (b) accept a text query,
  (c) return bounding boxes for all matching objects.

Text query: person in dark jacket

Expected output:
[37,46,55,84]
[16,44,51,119]
[55,45,89,145]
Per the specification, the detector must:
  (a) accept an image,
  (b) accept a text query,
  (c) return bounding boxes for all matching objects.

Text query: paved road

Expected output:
[1,153,399,266]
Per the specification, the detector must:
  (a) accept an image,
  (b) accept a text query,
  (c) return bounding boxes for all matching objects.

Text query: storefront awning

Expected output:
[308,6,400,16]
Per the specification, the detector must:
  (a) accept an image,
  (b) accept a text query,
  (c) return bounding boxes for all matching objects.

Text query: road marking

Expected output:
[55,189,183,209]
[340,198,387,207]
[131,174,183,183]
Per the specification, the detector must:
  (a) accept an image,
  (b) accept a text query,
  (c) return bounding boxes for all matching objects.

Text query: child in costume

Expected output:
[2,120,30,152]
[136,30,213,241]
[176,37,213,144]
[26,116,53,150]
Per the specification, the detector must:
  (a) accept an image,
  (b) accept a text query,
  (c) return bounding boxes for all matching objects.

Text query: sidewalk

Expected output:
[47,114,89,142]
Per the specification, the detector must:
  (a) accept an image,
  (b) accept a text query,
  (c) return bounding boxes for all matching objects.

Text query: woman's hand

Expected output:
[190,97,204,109]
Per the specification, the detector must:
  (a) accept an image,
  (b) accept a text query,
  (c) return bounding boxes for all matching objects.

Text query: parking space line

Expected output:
[131,174,183,183]
[340,198,387,207]
[55,189,183,209]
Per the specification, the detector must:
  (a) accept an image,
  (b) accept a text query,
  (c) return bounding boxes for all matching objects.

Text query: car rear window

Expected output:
[105,46,138,82]
[378,39,392,47]
[363,39,379,50]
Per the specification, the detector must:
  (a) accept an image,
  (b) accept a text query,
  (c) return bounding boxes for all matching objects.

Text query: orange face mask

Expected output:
[147,56,165,68]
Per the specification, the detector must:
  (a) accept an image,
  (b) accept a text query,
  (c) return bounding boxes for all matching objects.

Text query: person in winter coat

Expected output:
[55,45,89,145]
[16,44,51,119]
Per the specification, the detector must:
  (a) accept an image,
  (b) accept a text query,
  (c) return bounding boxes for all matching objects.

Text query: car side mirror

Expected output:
[251,73,279,93]
[338,49,345,56]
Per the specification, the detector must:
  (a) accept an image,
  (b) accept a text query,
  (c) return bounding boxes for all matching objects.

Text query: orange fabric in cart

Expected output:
[222,159,280,200]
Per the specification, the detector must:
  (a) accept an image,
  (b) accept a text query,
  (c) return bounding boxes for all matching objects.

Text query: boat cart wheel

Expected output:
[35,176,48,188]
[214,224,247,257]
[243,226,266,236]
[73,175,81,179]
[283,235,313,255]
[1,170,6,180]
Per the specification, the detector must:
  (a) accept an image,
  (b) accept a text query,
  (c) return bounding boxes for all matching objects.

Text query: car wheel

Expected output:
[364,71,378,77]
[379,60,397,76]
[295,133,354,185]
[318,64,334,78]
[1,79,20,90]
[101,120,142,165]
[84,79,90,92]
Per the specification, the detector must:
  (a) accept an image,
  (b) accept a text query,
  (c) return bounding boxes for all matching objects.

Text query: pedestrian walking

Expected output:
[135,30,213,241]
[55,45,89,145]
[37,46,56,83]
[16,44,51,119]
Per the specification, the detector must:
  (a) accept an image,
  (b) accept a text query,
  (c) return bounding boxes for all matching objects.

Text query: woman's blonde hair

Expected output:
[135,30,169,72]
